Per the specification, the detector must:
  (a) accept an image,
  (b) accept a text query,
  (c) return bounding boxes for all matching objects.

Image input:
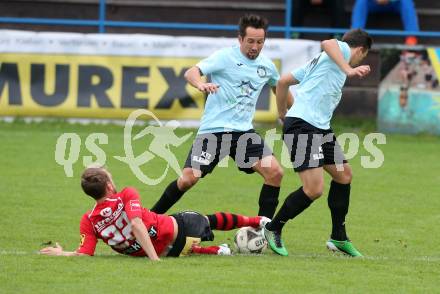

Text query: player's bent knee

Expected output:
[178,170,200,190]
[303,185,324,199]
[266,166,283,185]
[343,168,353,184]
[334,166,352,184]
[275,166,284,180]
[179,177,198,191]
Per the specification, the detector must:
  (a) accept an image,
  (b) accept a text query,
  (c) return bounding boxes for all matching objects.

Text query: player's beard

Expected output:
[247,50,259,59]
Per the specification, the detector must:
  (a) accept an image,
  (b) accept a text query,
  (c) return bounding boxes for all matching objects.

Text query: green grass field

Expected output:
[0,118,439,293]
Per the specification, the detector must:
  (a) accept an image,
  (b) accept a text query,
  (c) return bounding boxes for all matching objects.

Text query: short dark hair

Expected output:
[81,167,110,200]
[238,14,269,38]
[342,29,373,51]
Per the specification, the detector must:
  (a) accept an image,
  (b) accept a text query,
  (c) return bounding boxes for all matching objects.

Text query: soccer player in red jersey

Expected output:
[40,167,269,260]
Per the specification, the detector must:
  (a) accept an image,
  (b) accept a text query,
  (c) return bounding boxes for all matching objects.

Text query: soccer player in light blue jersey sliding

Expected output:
[151,15,293,220]
[263,29,372,257]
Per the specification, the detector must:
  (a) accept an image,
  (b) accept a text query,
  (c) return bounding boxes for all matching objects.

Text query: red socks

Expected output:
[206,212,261,230]
[191,245,220,255]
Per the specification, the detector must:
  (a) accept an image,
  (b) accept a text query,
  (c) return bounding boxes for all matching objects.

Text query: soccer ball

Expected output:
[234,226,267,254]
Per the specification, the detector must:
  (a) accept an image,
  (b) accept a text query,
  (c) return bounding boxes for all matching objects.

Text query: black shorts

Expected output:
[283,117,347,172]
[167,211,214,257]
[184,130,272,177]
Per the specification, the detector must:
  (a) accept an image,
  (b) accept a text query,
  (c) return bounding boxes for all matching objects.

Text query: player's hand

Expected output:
[346,65,371,78]
[278,111,286,123]
[197,83,220,94]
[39,242,63,256]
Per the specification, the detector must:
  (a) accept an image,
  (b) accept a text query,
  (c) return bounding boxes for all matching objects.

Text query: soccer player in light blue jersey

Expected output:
[151,15,293,220]
[263,29,372,257]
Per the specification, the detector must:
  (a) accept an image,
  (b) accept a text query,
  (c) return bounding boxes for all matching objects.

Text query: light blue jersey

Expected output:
[286,41,351,130]
[197,46,279,134]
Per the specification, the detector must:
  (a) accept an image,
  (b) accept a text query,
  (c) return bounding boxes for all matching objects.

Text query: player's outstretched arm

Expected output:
[321,39,352,74]
[184,66,219,94]
[131,217,161,261]
[39,242,87,257]
[321,39,370,78]
[276,74,298,121]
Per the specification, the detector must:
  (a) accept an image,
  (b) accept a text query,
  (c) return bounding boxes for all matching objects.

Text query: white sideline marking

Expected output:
[1,249,439,262]
[0,250,116,257]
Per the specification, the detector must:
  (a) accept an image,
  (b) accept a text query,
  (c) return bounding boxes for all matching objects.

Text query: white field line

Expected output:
[0,250,116,257]
[1,249,440,262]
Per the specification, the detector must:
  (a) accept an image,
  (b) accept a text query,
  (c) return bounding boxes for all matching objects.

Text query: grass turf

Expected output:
[0,118,439,293]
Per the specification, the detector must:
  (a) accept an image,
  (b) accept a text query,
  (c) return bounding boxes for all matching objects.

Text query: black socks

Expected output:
[150,180,185,214]
[258,184,280,219]
[328,180,350,241]
[266,187,313,232]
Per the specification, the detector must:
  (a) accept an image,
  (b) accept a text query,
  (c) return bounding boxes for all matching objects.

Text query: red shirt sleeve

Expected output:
[120,187,143,220]
[76,213,98,256]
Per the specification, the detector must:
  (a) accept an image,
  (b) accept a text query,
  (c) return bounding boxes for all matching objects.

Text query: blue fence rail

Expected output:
[0,0,439,39]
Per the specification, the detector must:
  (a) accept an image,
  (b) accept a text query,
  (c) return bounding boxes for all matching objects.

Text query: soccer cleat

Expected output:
[262,226,288,256]
[326,239,363,257]
[217,244,232,256]
[258,216,271,229]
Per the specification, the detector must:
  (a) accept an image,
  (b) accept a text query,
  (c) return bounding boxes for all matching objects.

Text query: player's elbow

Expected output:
[130,217,144,231]
[183,68,192,82]
[321,39,337,51]
[184,66,199,82]
[277,75,295,90]
[321,40,330,50]
[277,75,291,88]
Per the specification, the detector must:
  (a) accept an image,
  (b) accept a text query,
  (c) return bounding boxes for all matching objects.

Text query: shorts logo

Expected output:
[192,151,212,165]
[312,146,324,161]
[130,200,141,212]
[100,207,113,217]
[257,65,267,78]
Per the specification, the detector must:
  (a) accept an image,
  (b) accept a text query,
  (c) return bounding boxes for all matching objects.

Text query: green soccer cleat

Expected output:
[263,227,289,256]
[326,239,363,257]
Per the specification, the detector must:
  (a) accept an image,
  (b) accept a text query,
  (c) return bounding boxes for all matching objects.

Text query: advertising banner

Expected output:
[0,30,320,121]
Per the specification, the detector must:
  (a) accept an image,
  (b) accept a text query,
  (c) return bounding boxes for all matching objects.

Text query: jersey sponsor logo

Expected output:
[236,81,257,99]
[100,207,113,217]
[94,202,124,232]
[257,65,267,78]
[119,241,142,255]
[148,226,157,237]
